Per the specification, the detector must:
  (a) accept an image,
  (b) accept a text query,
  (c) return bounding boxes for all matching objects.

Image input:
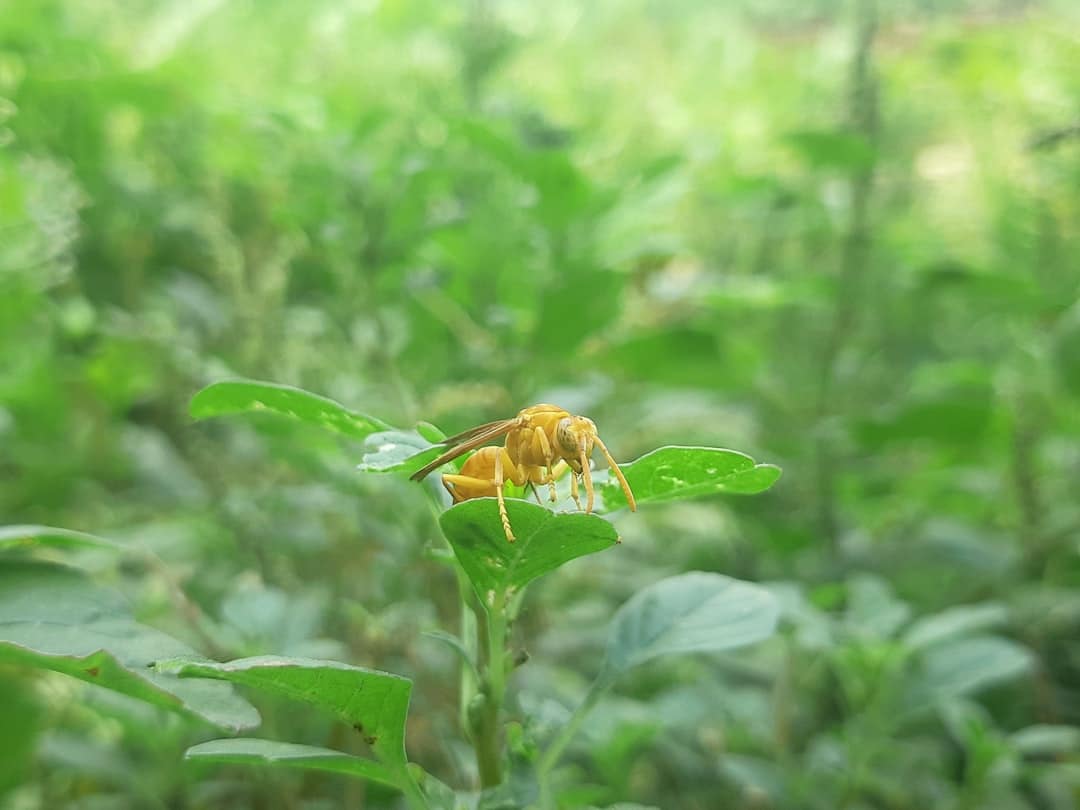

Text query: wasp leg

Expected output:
[442,476,464,503]
[580,446,594,513]
[441,474,496,502]
[569,470,583,511]
[565,473,583,509]
[493,448,515,542]
[531,428,560,502]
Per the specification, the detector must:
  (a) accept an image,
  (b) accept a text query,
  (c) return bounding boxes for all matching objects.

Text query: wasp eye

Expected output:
[556,417,578,454]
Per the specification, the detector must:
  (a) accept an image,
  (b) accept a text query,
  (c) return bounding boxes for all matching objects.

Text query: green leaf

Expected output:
[185,739,399,788]
[844,574,911,641]
[603,572,780,677]
[415,421,447,443]
[784,129,876,171]
[439,499,620,609]
[421,630,480,679]
[167,656,412,767]
[0,560,258,732]
[1010,725,1080,756]
[356,430,440,474]
[190,379,392,440]
[911,636,1034,702]
[0,525,123,552]
[902,603,1008,649]
[599,446,781,512]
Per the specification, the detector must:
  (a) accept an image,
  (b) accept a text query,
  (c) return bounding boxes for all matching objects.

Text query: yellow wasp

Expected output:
[410,404,637,542]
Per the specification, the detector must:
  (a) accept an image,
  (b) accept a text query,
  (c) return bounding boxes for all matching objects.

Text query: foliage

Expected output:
[3,0,1080,808]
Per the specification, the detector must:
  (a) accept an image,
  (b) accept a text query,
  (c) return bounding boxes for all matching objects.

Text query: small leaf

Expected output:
[439,499,619,609]
[0,560,258,732]
[599,446,781,512]
[0,525,123,552]
[356,430,440,474]
[604,572,779,677]
[167,656,412,766]
[185,739,399,788]
[422,630,480,679]
[415,421,447,443]
[844,574,911,641]
[190,379,391,440]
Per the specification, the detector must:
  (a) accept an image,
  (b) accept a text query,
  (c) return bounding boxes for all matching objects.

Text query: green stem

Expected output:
[474,595,509,788]
[537,674,608,777]
[812,0,878,557]
[457,569,481,736]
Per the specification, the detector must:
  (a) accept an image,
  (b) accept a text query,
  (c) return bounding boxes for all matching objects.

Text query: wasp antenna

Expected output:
[594,436,637,512]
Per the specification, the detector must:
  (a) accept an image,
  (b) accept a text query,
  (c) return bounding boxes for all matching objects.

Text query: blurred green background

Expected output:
[3,0,1080,807]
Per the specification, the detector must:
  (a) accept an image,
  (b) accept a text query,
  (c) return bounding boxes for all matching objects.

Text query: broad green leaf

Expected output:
[599,446,781,512]
[1010,725,1080,756]
[439,499,619,609]
[603,572,779,677]
[902,603,1008,649]
[0,525,122,552]
[190,379,391,440]
[356,430,440,474]
[168,656,412,766]
[0,560,258,732]
[911,636,1034,702]
[185,739,398,788]
[844,574,911,641]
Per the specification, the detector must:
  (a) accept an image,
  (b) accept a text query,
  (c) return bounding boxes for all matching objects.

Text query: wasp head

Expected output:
[556,415,597,471]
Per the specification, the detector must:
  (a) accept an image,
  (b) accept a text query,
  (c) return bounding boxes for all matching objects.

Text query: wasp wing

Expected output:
[409,418,519,481]
[438,417,519,447]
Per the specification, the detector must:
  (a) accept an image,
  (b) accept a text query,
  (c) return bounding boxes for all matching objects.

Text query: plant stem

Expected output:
[534,676,609,810]
[457,569,481,737]
[813,0,878,556]
[537,675,608,777]
[473,595,509,788]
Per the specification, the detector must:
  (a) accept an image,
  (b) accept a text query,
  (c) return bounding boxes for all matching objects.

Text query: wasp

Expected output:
[410,404,637,542]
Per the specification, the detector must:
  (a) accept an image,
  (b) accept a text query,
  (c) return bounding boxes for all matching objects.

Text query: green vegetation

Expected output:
[2,1,1080,808]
